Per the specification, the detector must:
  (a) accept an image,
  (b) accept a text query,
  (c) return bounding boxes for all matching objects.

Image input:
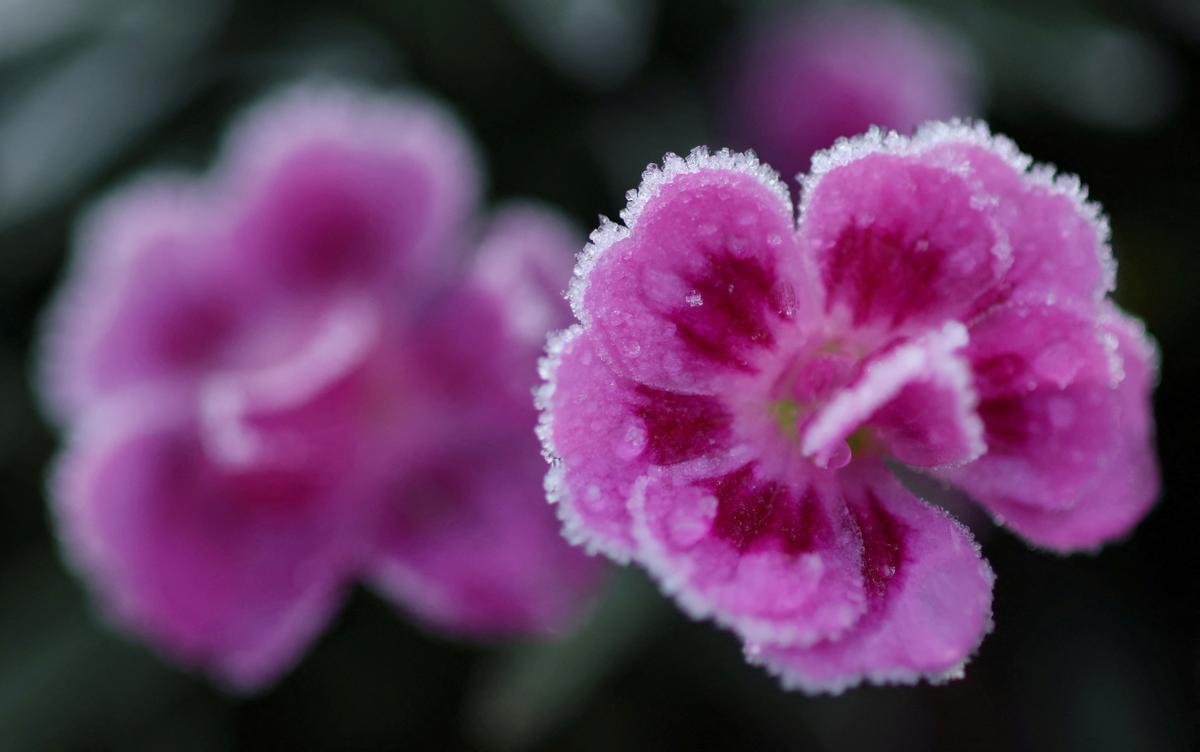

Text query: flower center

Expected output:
[756,341,874,469]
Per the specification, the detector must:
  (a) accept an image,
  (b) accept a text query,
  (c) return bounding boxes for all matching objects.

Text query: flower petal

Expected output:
[472,202,579,344]
[38,177,238,423]
[748,462,993,694]
[367,440,603,636]
[938,299,1122,512]
[801,322,983,469]
[959,304,1159,550]
[53,393,353,691]
[197,295,405,477]
[800,143,1008,330]
[539,329,657,561]
[920,125,1114,306]
[572,148,816,392]
[630,462,867,648]
[410,283,549,448]
[221,82,479,295]
[724,5,977,187]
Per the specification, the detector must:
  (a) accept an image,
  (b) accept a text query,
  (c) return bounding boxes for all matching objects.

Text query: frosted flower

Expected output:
[39,83,600,690]
[539,123,1158,693]
[724,5,977,189]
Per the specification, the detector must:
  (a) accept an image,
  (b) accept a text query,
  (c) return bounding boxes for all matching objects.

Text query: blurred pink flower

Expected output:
[539,123,1158,693]
[39,83,601,691]
[723,5,978,187]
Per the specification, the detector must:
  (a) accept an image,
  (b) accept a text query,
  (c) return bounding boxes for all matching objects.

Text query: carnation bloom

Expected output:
[724,5,977,190]
[39,83,600,690]
[539,123,1158,693]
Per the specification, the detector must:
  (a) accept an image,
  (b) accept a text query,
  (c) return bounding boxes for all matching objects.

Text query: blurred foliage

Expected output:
[1,0,1198,749]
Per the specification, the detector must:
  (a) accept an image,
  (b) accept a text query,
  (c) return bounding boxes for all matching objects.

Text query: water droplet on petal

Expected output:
[667,494,718,547]
[584,484,606,510]
[815,440,852,470]
[1033,342,1082,387]
[615,422,646,459]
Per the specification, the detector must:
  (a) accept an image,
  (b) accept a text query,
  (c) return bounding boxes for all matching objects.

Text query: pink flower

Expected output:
[539,122,1158,693]
[724,5,978,189]
[39,83,601,691]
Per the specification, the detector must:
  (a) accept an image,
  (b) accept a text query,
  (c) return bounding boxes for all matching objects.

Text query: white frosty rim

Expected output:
[626,473,869,650]
[567,146,793,325]
[744,500,995,695]
[800,119,1116,300]
[535,324,637,564]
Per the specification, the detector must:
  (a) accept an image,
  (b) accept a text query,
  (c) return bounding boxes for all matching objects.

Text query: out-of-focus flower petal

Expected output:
[39,177,238,423]
[53,392,354,691]
[368,440,601,636]
[472,202,578,343]
[40,81,603,688]
[220,82,480,295]
[724,5,977,185]
[197,295,403,475]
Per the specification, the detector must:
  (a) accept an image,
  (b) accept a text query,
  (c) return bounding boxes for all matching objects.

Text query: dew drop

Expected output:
[667,494,718,547]
[1033,342,1082,387]
[813,440,852,470]
[584,484,605,510]
[615,422,646,459]
[686,291,704,307]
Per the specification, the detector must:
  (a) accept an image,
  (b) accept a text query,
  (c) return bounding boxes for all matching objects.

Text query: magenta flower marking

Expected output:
[538,123,1159,693]
[39,83,601,691]
[725,5,977,188]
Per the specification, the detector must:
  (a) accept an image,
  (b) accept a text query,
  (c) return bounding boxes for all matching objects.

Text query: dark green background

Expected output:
[1,0,1197,749]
